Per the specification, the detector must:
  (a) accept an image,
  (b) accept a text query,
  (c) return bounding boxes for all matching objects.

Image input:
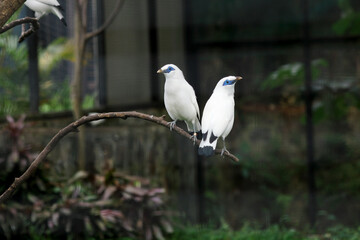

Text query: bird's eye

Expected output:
[223,80,233,86]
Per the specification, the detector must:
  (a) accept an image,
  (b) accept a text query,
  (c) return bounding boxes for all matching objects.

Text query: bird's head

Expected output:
[214,76,242,95]
[157,64,181,78]
[218,76,242,87]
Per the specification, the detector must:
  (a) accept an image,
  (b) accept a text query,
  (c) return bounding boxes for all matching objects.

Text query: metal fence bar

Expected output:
[94,0,107,107]
[191,35,360,49]
[303,0,317,227]
[148,0,160,102]
[183,0,204,223]
[27,9,39,114]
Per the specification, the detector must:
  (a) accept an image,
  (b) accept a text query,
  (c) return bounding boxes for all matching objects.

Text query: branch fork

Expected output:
[0,17,40,43]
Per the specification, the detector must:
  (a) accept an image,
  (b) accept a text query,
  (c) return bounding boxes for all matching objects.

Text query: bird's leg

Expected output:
[190,120,200,145]
[221,138,229,156]
[168,120,177,131]
[190,126,197,145]
[190,133,197,145]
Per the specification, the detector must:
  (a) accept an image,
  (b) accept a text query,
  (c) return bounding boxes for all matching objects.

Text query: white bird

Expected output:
[157,64,201,142]
[198,76,242,156]
[25,0,67,26]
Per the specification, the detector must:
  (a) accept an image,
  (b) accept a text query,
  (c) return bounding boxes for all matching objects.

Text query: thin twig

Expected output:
[0,111,239,204]
[85,0,125,40]
[0,17,39,43]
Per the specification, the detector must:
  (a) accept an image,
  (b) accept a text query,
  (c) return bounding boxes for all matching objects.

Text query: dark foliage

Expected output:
[0,116,172,240]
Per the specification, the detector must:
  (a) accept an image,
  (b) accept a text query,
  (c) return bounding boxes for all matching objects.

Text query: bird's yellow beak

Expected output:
[235,76,243,81]
[157,69,163,74]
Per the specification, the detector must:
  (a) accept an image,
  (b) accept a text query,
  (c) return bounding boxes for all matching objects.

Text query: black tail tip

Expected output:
[61,18,67,27]
[198,146,215,157]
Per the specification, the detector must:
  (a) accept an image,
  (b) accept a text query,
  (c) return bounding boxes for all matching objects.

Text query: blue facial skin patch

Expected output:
[223,79,236,86]
[164,66,175,73]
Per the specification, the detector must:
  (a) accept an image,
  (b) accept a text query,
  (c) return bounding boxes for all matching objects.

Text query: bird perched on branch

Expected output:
[24,0,67,26]
[198,76,242,156]
[157,64,201,142]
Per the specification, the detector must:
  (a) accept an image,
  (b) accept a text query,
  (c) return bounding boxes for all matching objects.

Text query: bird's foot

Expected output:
[168,121,176,131]
[221,147,229,156]
[190,132,197,145]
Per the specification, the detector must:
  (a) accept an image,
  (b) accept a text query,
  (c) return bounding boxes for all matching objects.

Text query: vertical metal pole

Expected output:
[148,0,160,102]
[195,155,205,223]
[182,0,204,224]
[182,0,199,93]
[303,0,317,227]
[27,9,39,113]
[95,0,107,107]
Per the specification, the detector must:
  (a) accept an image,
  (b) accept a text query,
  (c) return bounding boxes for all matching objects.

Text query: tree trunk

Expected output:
[71,0,123,171]
[0,0,25,27]
[72,0,87,170]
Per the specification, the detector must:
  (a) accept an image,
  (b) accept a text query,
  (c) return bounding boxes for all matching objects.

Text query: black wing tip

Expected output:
[198,146,215,157]
[210,132,218,144]
[61,18,67,26]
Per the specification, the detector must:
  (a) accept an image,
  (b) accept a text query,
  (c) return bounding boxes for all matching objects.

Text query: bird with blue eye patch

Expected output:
[163,65,175,73]
[25,0,67,26]
[157,64,201,143]
[198,76,242,156]
[223,79,237,86]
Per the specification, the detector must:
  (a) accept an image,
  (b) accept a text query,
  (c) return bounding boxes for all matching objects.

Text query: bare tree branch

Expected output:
[85,0,126,41]
[0,17,39,42]
[0,111,240,204]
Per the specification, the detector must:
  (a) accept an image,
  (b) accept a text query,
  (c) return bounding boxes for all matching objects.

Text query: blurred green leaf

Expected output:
[0,31,73,116]
[82,94,95,110]
[333,0,360,35]
[261,59,328,91]
[39,38,74,77]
